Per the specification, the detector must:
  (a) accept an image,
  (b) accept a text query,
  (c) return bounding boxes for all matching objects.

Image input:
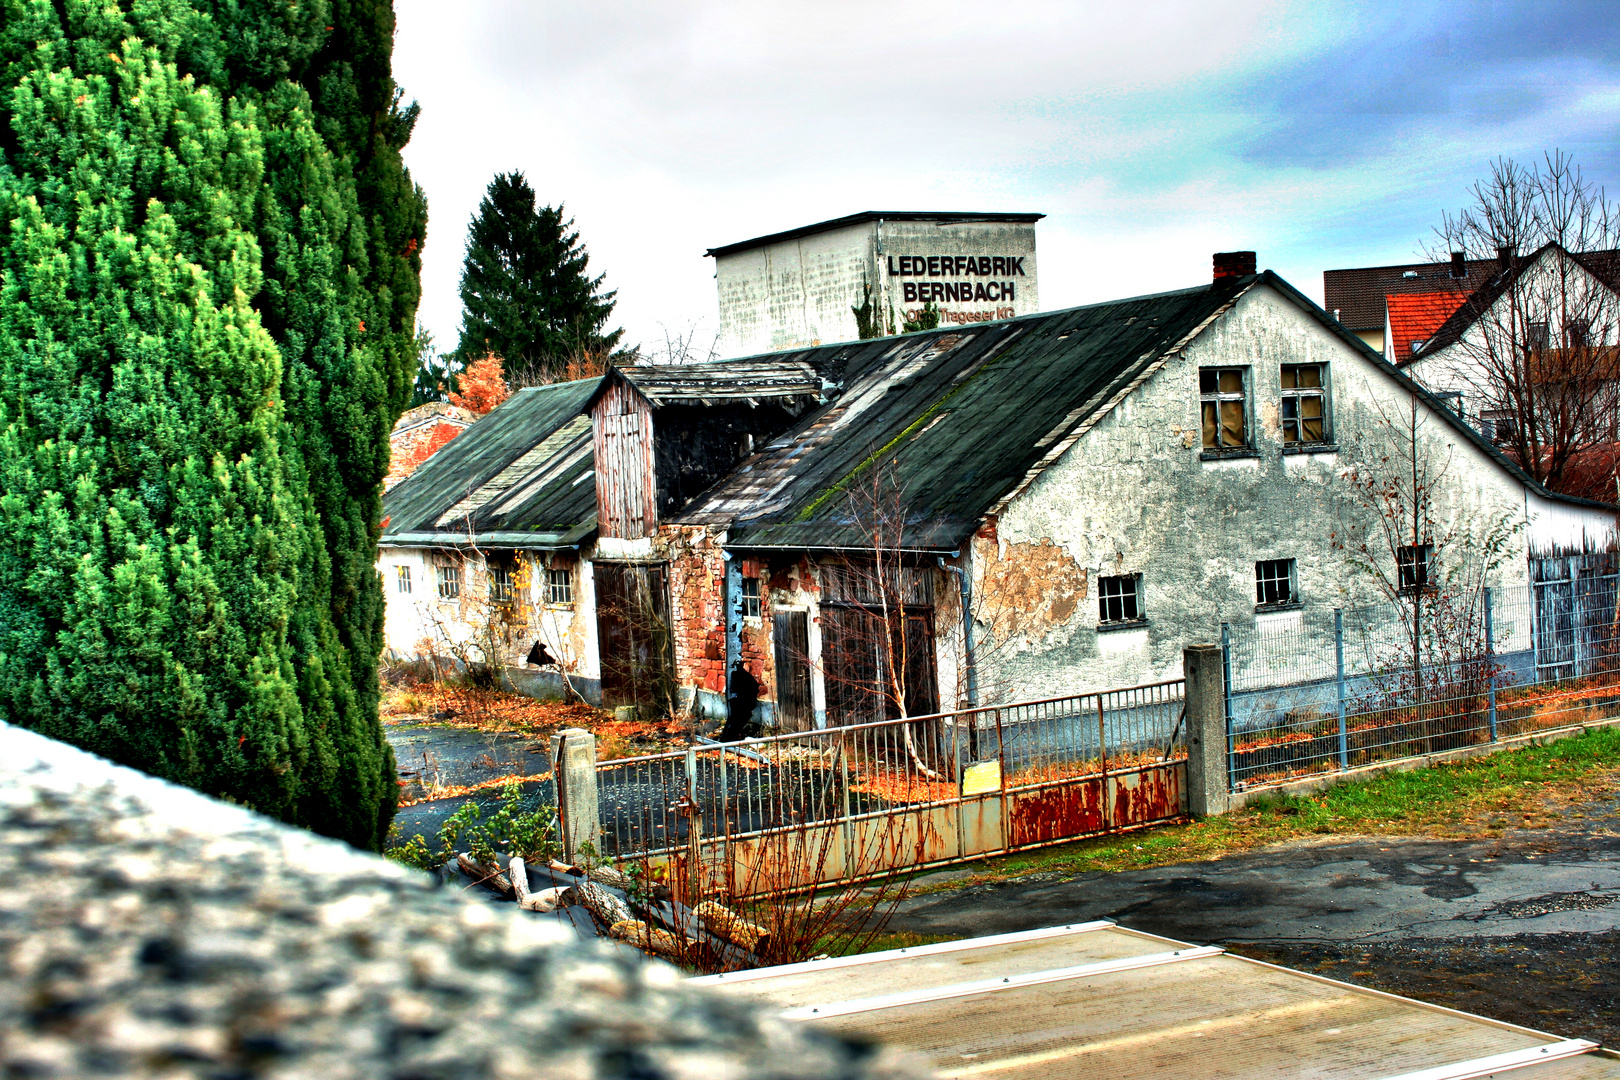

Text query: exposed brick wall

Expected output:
[665,527,727,695]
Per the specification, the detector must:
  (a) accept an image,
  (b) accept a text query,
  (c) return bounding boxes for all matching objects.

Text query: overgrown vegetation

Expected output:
[387,779,558,871]
[0,0,422,849]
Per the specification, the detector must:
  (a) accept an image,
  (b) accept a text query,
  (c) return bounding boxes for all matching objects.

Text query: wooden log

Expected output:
[529,886,569,913]
[694,900,771,953]
[574,880,634,929]
[457,853,513,895]
[609,918,684,960]
[509,856,530,903]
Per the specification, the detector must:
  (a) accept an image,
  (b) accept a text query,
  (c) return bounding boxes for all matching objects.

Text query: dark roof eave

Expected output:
[379,525,597,550]
[705,211,1045,258]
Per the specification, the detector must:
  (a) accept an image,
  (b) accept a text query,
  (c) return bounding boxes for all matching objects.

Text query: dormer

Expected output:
[586,362,825,538]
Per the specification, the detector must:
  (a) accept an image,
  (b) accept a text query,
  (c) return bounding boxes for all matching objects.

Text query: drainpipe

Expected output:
[723,550,742,692]
[938,554,977,708]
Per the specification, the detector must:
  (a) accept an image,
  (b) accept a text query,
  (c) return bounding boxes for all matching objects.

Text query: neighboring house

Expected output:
[1403,243,1620,447]
[707,211,1043,357]
[381,254,1615,730]
[378,381,602,702]
[1323,253,1495,357]
[385,402,474,490]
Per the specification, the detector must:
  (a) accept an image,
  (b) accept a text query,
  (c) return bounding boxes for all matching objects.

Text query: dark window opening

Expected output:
[1098,574,1142,623]
[1255,559,1297,606]
[436,563,460,599]
[1398,544,1434,594]
[489,562,515,605]
[740,577,761,619]
[545,567,573,605]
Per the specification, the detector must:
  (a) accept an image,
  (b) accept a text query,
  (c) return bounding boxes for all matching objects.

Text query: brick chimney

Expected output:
[1213,251,1256,281]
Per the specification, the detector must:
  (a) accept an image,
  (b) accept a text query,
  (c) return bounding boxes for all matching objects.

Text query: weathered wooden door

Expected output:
[772,609,813,731]
[595,562,673,714]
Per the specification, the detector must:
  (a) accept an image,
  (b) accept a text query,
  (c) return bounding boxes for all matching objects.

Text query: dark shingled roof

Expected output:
[676,279,1253,550]
[380,380,597,548]
[1323,257,1496,332]
[584,360,828,410]
[705,210,1044,258]
[677,270,1613,550]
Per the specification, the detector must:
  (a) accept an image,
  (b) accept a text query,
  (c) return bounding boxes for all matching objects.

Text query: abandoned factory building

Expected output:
[707,210,1043,358]
[380,252,1614,729]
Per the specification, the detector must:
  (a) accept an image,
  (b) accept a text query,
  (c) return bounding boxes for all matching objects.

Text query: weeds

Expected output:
[387,779,560,871]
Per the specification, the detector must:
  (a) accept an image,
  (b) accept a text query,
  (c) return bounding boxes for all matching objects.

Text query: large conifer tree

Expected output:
[453,171,621,384]
[0,0,423,849]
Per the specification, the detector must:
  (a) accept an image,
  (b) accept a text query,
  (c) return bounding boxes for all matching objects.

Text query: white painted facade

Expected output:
[378,544,603,701]
[710,213,1041,357]
[956,282,1612,704]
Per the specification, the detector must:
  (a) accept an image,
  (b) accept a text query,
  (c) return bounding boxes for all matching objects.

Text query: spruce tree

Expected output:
[454,172,622,384]
[0,0,422,849]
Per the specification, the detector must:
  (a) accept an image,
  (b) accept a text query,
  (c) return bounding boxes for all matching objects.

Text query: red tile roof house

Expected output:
[1323,252,1494,358]
[1384,290,1469,362]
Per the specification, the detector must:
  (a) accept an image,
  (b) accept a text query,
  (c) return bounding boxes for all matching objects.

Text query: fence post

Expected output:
[548,727,601,863]
[1220,623,1235,791]
[1485,586,1498,742]
[1184,645,1230,816]
[1335,609,1348,771]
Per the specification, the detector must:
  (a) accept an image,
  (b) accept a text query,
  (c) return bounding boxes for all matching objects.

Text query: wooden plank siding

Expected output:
[593,380,657,538]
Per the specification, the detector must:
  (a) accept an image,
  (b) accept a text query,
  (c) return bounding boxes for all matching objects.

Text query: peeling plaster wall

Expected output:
[377,545,601,698]
[981,283,1548,701]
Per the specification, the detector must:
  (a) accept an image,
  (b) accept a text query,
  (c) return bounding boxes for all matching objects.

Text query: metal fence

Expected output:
[1223,580,1620,787]
[595,680,1186,862]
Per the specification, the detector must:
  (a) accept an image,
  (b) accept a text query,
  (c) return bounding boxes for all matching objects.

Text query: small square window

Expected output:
[1255,559,1297,607]
[740,577,761,619]
[489,563,514,605]
[545,567,573,606]
[1199,367,1249,449]
[1097,574,1142,623]
[396,565,412,595]
[1397,544,1434,595]
[436,563,461,600]
[1481,410,1516,444]
[1280,364,1327,445]
[1528,321,1550,351]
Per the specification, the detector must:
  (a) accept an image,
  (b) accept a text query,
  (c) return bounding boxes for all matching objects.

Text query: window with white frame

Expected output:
[396,564,411,594]
[489,562,514,605]
[1280,364,1327,445]
[1097,574,1142,624]
[1255,559,1297,607]
[545,567,573,606]
[1397,544,1434,594]
[740,577,761,619]
[1199,367,1249,449]
[436,563,460,600]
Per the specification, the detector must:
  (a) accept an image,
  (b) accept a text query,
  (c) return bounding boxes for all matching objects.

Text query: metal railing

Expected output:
[1223,582,1620,787]
[595,681,1187,860]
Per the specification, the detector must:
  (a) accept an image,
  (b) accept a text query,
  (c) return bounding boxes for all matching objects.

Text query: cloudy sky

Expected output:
[394,0,1620,358]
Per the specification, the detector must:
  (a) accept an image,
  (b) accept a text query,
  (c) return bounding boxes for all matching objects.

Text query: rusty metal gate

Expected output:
[597,681,1187,898]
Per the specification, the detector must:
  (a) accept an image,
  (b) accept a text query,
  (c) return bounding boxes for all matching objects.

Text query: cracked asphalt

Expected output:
[887,790,1620,1045]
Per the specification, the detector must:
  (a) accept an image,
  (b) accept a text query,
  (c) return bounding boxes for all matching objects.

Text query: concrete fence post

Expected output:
[548,727,602,863]
[1184,645,1230,817]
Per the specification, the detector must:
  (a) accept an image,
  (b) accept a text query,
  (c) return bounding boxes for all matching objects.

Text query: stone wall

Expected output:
[0,723,915,1079]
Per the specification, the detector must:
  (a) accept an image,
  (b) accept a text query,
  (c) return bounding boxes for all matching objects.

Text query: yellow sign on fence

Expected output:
[961,761,1002,796]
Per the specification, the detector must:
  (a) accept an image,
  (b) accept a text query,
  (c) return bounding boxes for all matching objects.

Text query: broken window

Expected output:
[1527,321,1550,352]
[1097,574,1142,624]
[489,562,515,605]
[545,567,573,606]
[1398,544,1434,595]
[1280,365,1326,444]
[396,565,412,595]
[436,563,460,600]
[1199,367,1248,448]
[1255,559,1296,606]
[740,576,762,619]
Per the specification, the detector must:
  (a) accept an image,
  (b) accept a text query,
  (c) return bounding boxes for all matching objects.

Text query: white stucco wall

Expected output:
[972,282,1583,702]
[713,218,1039,358]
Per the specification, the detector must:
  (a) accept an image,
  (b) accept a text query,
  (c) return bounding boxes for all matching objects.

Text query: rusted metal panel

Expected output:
[592,379,656,538]
[1007,776,1106,849]
[1109,762,1185,828]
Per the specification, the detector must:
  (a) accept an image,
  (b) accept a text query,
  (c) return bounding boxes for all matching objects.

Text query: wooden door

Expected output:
[772,609,812,732]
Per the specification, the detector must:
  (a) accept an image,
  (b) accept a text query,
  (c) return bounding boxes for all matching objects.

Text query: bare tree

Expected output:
[1426,152,1620,496]
[1334,392,1523,747]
